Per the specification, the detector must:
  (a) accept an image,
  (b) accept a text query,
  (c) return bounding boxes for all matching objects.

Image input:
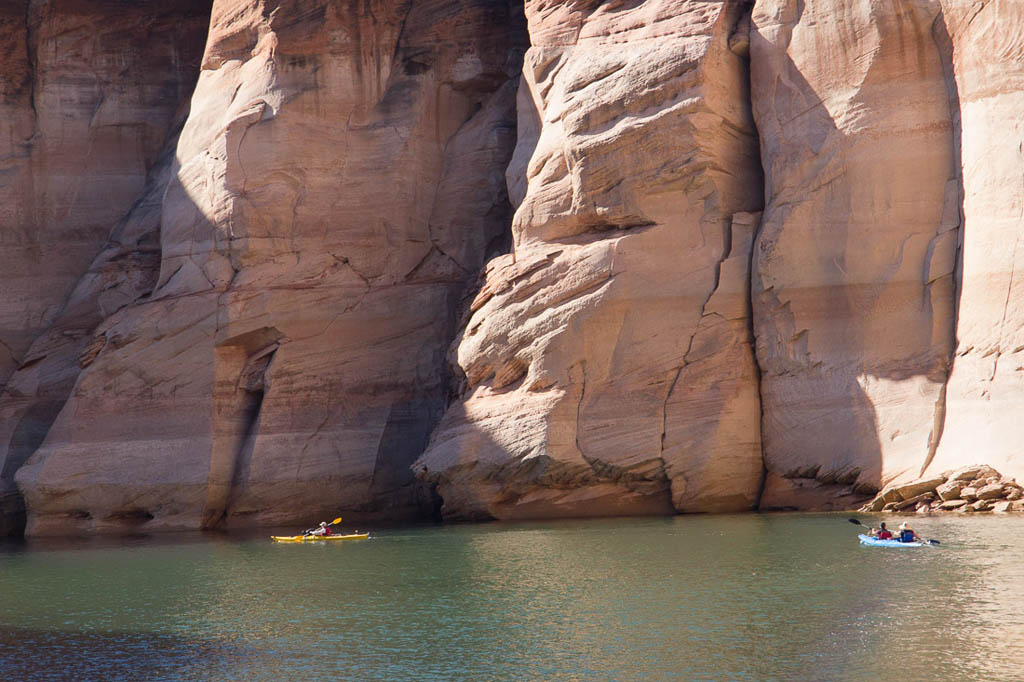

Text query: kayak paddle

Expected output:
[847,517,940,545]
[302,517,343,536]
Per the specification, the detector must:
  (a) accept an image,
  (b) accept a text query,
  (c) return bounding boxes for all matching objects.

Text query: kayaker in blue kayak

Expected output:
[897,522,920,543]
[869,522,893,540]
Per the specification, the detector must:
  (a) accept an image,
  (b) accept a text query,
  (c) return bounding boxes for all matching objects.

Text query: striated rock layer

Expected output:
[0,0,212,534]
[415,0,765,520]
[749,0,958,508]
[15,0,527,534]
[0,0,211,386]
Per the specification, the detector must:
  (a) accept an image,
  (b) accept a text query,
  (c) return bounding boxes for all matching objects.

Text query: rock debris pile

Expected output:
[860,466,1024,514]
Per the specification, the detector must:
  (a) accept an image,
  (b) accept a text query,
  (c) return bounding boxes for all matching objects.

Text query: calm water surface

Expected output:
[1,514,1022,681]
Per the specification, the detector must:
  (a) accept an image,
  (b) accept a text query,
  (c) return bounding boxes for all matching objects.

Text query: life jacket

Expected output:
[877,530,892,540]
[900,529,915,542]
[323,527,332,536]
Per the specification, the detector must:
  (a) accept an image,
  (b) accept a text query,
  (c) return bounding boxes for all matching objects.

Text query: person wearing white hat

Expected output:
[897,522,920,543]
[311,521,332,537]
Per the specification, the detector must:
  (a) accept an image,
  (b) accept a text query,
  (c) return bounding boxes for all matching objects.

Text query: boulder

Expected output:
[893,477,948,501]
[894,492,935,511]
[879,488,906,504]
[1010,501,1024,512]
[948,465,991,482]
[936,480,964,501]
[939,499,968,510]
[861,496,888,513]
[1007,489,1023,501]
[976,483,1006,501]
[971,500,993,512]
[960,486,979,502]
[992,501,1012,513]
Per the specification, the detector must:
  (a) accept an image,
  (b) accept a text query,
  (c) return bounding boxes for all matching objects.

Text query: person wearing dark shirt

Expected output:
[897,522,919,543]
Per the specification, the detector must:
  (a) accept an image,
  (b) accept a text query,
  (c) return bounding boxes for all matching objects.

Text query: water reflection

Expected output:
[1,515,1023,680]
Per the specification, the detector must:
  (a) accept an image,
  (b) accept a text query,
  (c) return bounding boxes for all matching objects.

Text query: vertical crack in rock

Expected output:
[659,365,683,463]
[734,0,770,507]
[23,0,37,140]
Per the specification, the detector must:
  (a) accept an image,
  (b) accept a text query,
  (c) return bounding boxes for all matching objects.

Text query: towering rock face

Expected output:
[749,0,958,508]
[416,0,765,520]
[6,0,1024,535]
[15,0,526,534]
[0,0,211,534]
[926,0,1024,481]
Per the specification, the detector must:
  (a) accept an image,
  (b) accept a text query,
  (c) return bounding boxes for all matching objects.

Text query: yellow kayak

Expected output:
[271,532,369,543]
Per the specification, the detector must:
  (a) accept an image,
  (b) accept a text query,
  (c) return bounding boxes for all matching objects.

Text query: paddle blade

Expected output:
[331,517,342,525]
[927,539,941,545]
[848,518,865,526]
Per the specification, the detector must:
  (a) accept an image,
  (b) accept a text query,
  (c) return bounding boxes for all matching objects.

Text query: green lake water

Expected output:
[2,513,1022,681]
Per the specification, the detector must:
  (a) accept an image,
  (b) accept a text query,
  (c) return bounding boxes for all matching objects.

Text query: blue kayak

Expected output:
[858,534,924,548]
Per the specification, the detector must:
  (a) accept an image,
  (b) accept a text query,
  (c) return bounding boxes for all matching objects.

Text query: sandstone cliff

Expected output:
[749,0,958,508]
[2,0,1023,534]
[10,0,527,534]
[0,0,212,534]
[925,0,1024,483]
[416,0,765,519]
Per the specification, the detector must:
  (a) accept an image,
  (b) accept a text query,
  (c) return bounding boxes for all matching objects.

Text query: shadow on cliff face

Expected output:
[8,0,530,536]
[751,0,900,508]
[0,0,214,536]
[751,0,965,506]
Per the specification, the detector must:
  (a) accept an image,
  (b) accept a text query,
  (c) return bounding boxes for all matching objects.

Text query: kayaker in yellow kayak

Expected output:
[305,521,333,537]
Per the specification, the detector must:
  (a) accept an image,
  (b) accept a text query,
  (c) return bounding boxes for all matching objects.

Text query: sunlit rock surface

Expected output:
[416,0,765,520]
[925,0,1024,484]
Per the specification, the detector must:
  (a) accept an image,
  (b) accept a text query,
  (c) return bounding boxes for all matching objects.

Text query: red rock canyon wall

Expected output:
[416,0,765,519]
[749,0,957,508]
[3,0,1023,534]
[12,0,527,534]
[0,0,212,533]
